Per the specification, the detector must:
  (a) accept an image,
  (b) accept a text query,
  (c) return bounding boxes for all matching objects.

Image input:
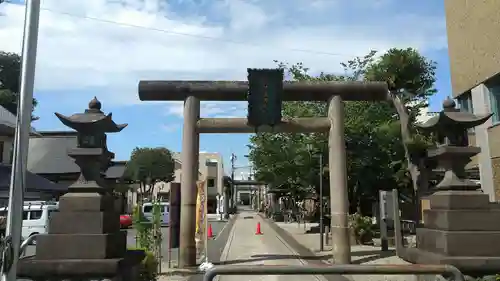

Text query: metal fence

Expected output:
[203,265,465,281]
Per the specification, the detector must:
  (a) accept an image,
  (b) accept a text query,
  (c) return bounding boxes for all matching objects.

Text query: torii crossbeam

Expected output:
[138,78,389,267]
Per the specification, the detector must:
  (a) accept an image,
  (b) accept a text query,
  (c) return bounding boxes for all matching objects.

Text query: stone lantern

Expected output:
[401,97,500,276]
[18,97,144,280]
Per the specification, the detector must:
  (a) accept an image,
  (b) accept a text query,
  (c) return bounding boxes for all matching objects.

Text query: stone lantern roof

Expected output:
[54,97,127,133]
[417,97,492,131]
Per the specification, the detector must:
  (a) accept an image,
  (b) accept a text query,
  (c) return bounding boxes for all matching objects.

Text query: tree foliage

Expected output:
[248,48,438,214]
[365,48,438,193]
[0,51,38,119]
[124,147,176,199]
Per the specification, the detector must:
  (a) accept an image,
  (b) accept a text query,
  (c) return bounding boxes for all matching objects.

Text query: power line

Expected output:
[2,0,361,57]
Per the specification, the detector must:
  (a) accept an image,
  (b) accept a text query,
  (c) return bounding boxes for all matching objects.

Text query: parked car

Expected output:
[142,202,169,226]
[120,214,132,228]
[0,200,59,245]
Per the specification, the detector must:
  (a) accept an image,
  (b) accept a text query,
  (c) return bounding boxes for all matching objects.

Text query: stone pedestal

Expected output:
[17,98,144,280]
[401,190,500,275]
[18,195,144,279]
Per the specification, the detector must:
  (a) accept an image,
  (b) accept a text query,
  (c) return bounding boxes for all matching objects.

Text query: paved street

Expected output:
[199,209,327,281]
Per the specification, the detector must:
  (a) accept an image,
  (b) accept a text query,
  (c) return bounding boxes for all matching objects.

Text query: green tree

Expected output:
[248,48,438,214]
[365,48,438,221]
[124,147,176,200]
[0,51,38,119]
[248,53,398,212]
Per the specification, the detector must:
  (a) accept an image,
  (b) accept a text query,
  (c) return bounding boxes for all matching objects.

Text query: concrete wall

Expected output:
[468,84,497,201]
[445,0,500,97]
[488,125,500,199]
[0,136,13,164]
[446,0,500,201]
[197,152,224,196]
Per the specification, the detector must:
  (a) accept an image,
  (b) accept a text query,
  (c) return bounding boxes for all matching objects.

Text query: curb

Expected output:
[258,213,351,281]
[257,213,322,262]
[160,268,202,276]
[161,217,238,277]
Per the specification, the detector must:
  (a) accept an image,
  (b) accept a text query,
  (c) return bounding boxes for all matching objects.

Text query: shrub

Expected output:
[129,248,159,281]
[132,204,154,250]
[348,213,375,245]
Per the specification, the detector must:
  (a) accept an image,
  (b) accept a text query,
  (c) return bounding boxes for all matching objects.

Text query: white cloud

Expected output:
[164,101,247,118]
[161,123,180,132]
[0,0,447,111]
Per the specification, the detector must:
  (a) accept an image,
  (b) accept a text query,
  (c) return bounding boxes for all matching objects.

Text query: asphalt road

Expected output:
[21,219,230,265]
[189,217,235,281]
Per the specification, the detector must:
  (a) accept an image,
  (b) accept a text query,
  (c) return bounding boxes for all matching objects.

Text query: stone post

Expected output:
[179,96,200,268]
[328,95,351,264]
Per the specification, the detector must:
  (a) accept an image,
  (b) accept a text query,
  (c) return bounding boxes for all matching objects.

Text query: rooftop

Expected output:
[27,131,126,179]
[0,105,38,136]
[0,164,67,192]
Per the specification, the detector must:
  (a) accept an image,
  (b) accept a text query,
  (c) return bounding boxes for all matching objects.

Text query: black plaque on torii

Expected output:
[247,68,284,128]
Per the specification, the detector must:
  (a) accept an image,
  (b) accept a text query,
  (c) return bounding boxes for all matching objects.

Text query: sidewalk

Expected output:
[218,210,327,281]
[273,221,424,281]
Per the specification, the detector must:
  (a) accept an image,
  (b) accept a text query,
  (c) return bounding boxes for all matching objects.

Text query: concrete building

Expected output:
[127,152,225,213]
[173,152,225,212]
[444,0,500,201]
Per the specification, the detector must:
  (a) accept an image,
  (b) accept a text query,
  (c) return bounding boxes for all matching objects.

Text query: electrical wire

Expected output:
[1,0,361,57]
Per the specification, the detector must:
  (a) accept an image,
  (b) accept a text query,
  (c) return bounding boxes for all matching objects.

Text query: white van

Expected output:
[0,201,58,245]
[142,202,169,226]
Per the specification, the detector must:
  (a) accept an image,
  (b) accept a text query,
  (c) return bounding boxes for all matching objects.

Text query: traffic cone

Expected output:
[207,224,214,238]
[255,222,263,235]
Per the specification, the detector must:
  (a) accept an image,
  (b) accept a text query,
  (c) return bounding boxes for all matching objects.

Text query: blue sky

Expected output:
[0,0,450,175]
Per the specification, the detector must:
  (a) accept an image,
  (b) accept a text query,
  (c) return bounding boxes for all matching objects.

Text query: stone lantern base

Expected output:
[17,192,145,280]
[400,190,500,276]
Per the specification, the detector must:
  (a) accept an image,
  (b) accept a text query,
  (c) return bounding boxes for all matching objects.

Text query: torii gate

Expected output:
[138,74,388,268]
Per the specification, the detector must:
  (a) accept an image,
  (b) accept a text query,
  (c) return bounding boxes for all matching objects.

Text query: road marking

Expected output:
[215,220,231,240]
[219,215,238,260]
[215,216,238,281]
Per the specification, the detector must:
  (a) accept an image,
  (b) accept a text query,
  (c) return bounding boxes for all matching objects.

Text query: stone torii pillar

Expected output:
[138,80,388,267]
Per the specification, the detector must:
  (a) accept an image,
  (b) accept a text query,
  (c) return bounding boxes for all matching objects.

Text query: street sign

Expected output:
[247,68,284,127]
[379,190,395,220]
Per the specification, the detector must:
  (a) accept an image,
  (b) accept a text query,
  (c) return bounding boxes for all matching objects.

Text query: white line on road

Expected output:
[215,219,231,240]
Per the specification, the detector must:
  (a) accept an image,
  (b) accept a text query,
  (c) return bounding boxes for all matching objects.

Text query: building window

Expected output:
[490,86,500,124]
[0,141,3,163]
[207,178,215,188]
[457,91,473,113]
[456,92,475,133]
[9,143,13,164]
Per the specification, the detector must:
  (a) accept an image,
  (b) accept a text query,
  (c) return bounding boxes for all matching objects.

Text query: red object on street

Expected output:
[255,222,263,235]
[120,214,132,229]
[207,224,214,238]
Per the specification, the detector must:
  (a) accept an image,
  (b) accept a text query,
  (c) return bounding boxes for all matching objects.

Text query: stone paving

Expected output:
[274,221,430,281]
[217,210,327,281]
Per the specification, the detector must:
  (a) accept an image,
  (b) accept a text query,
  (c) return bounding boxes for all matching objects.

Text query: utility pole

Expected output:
[319,153,324,252]
[2,1,41,281]
[230,153,236,209]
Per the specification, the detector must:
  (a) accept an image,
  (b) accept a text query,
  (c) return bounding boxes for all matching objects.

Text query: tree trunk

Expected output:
[139,182,145,204]
[145,183,154,201]
[390,93,421,223]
